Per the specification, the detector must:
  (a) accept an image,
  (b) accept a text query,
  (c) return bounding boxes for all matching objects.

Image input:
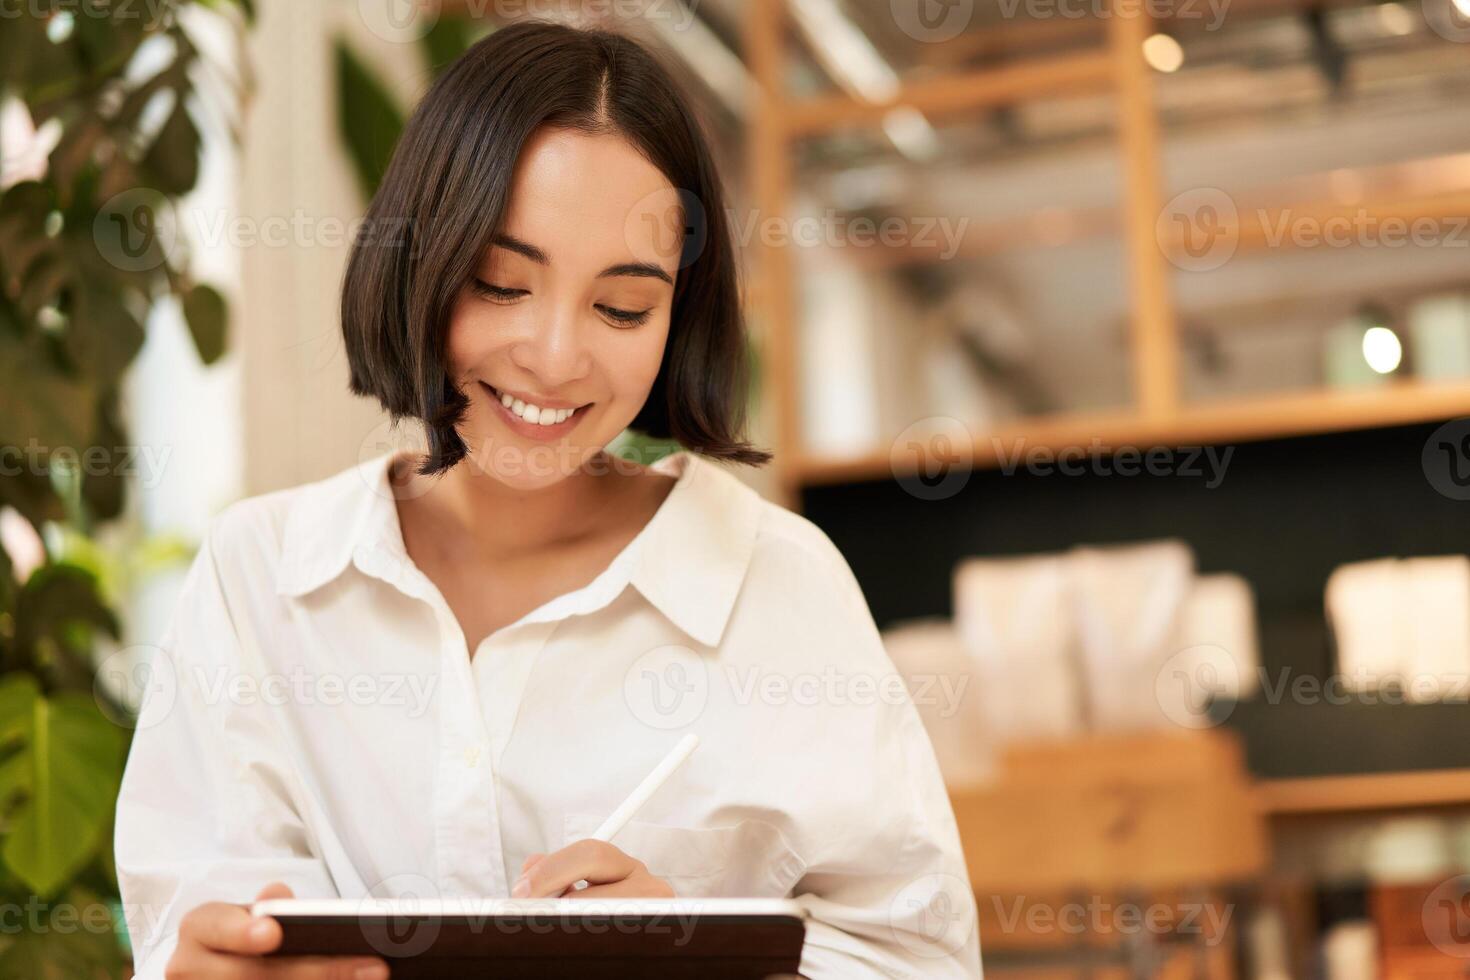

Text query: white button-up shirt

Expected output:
[115,450,982,978]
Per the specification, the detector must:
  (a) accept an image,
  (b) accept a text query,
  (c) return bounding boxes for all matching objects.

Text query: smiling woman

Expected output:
[113,19,980,980]
[339,21,765,481]
[446,129,679,457]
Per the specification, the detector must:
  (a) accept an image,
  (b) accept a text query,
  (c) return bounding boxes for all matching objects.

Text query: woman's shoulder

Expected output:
[687,457,861,604]
[201,456,389,580]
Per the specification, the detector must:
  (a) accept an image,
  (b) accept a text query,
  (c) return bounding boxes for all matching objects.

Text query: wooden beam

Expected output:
[792,381,1470,485]
[745,0,801,507]
[916,0,1366,68]
[1110,0,1180,418]
[781,51,1115,137]
[1257,770,1470,815]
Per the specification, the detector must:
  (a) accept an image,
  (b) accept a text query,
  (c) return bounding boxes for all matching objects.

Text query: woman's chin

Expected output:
[460,434,593,488]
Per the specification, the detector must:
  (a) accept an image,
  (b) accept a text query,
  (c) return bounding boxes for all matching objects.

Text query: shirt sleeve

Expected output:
[114,520,338,980]
[762,525,983,979]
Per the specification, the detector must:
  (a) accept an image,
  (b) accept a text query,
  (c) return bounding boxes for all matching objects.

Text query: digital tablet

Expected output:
[251,897,808,979]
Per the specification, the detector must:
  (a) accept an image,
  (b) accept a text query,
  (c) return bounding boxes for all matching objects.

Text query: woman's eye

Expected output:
[470,279,526,303]
[597,304,652,327]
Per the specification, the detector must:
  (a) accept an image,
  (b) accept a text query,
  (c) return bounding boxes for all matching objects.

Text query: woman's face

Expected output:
[445,126,681,489]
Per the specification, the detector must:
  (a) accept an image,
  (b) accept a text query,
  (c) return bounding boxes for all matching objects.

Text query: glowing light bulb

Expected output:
[1142,34,1185,73]
[1362,326,1403,374]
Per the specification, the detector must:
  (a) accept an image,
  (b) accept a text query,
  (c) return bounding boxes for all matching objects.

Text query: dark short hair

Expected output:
[341,20,771,474]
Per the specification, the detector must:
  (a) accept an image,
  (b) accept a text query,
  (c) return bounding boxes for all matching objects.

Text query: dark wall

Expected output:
[800,421,1468,684]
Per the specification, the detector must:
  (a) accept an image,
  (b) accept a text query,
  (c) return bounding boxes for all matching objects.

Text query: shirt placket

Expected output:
[474,620,560,773]
[358,544,506,898]
[431,606,504,897]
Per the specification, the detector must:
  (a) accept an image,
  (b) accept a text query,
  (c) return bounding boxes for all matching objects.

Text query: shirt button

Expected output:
[463,745,481,768]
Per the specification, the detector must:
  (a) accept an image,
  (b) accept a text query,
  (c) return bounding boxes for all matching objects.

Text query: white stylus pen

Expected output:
[569,732,700,892]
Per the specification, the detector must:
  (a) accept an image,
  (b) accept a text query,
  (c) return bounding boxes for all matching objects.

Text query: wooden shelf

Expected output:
[781,50,1116,137]
[1256,769,1470,815]
[794,381,1470,486]
[743,1,1470,505]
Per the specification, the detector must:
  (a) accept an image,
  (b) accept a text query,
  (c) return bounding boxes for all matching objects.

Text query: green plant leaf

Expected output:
[14,564,119,670]
[0,182,63,301]
[77,395,128,524]
[0,881,125,979]
[0,465,65,535]
[3,19,75,114]
[65,289,146,388]
[197,0,257,24]
[0,530,13,619]
[0,327,98,457]
[140,96,201,197]
[420,18,476,78]
[0,674,39,744]
[0,681,125,900]
[182,282,228,364]
[334,39,405,201]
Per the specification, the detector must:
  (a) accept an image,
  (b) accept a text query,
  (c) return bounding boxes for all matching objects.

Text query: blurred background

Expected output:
[3,0,1470,976]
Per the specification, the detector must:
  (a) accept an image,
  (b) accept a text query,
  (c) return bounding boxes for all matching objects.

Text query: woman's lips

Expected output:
[481,382,591,442]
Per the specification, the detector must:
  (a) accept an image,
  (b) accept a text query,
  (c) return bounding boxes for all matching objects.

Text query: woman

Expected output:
[115,20,979,979]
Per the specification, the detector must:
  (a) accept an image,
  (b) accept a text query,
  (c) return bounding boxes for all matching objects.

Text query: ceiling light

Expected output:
[1362,326,1403,374]
[1142,34,1185,73]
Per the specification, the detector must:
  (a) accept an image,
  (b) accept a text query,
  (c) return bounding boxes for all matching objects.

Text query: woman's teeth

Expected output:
[496,388,577,426]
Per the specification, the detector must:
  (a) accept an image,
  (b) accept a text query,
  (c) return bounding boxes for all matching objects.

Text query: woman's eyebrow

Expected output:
[597,262,673,287]
[491,234,549,264]
[491,234,674,286]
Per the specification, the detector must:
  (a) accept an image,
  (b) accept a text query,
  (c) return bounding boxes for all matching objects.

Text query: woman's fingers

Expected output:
[180,950,389,979]
[519,853,546,874]
[513,839,640,898]
[171,884,389,978]
[255,881,296,902]
[180,900,282,956]
[567,878,673,899]
[260,955,391,978]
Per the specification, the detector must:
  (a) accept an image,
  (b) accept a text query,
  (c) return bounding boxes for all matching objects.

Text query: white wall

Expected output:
[237,0,430,496]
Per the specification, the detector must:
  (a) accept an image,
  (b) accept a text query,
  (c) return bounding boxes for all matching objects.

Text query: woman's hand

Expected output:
[512,841,675,899]
[165,882,390,979]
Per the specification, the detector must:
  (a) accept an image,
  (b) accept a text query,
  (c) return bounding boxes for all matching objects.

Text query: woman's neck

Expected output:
[397,449,631,563]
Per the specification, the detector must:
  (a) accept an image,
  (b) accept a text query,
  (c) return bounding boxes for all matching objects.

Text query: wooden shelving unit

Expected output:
[797,379,1470,486]
[742,0,1470,504]
[1256,769,1470,816]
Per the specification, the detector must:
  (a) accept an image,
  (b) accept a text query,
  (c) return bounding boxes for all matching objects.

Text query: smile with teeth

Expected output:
[486,385,588,426]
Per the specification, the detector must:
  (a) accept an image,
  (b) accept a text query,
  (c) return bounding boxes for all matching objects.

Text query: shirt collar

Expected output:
[276,449,762,648]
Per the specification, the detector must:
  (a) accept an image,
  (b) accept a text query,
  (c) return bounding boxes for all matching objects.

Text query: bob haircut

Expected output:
[341,19,771,475]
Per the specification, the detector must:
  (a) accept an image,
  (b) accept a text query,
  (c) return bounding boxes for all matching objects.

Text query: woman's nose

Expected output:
[510,306,592,387]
